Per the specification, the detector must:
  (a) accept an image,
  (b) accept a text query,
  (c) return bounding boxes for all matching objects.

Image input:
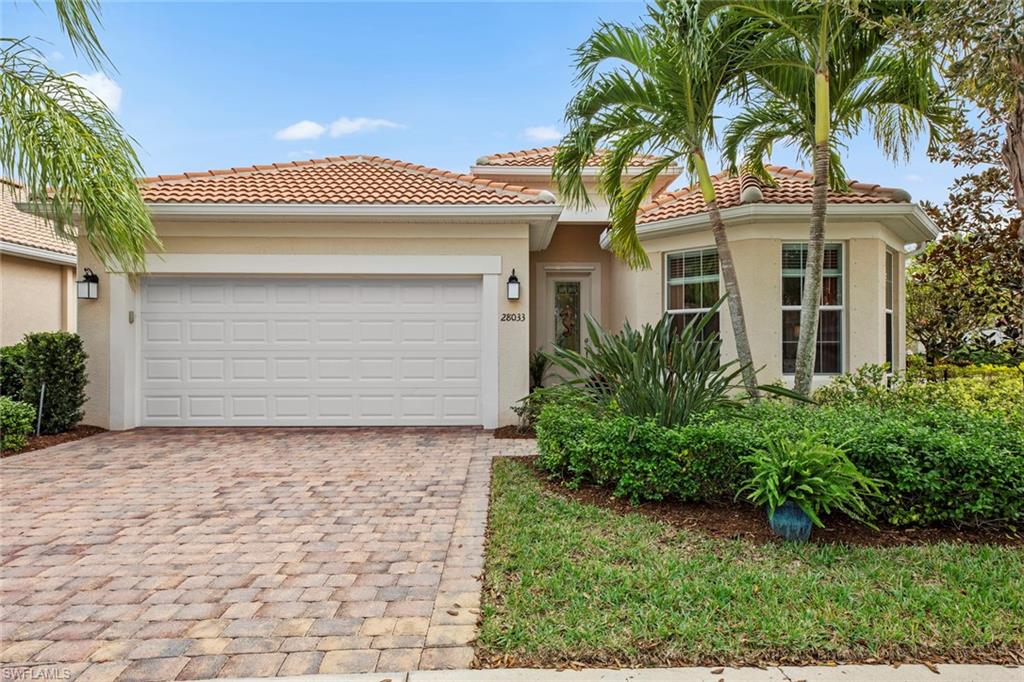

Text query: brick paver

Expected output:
[0,427,535,679]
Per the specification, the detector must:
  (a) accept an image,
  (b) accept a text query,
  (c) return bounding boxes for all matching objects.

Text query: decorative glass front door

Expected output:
[553,281,582,352]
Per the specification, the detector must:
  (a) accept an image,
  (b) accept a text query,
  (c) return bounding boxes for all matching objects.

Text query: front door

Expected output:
[542,269,596,354]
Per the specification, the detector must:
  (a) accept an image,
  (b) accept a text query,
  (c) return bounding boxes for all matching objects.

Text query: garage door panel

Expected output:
[140,277,483,426]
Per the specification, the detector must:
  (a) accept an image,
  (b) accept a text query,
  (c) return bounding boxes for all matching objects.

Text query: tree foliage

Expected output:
[1,0,159,272]
[907,121,1024,363]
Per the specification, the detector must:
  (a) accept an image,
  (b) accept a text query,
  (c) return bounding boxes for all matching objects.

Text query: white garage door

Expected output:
[139,277,482,426]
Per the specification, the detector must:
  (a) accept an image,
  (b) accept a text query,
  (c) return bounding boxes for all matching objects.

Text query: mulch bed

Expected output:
[493,425,535,439]
[1,425,107,458]
[517,457,1022,547]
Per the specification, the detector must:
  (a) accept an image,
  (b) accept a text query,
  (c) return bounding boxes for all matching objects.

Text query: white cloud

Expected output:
[329,117,402,137]
[905,173,924,183]
[69,72,122,113]
[524,125,562,142]
[48,51,65,63]
[274,120,327,141]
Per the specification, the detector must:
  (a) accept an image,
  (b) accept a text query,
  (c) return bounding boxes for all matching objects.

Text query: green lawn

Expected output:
[479,458,1024,667]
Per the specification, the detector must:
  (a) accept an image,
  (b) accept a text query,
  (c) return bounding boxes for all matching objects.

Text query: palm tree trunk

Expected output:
[793,141,829,396]
[693,150,759,398]
[793,61,831,397]
[709,203,760,399]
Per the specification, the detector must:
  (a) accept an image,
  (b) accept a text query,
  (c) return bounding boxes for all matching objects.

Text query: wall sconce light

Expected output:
[507,269,521,301]
[77,268,99,300]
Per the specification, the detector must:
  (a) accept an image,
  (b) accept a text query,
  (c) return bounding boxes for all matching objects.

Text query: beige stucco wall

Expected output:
[607,220,909,385]
[0,254,76,346]
[78,219,531,429]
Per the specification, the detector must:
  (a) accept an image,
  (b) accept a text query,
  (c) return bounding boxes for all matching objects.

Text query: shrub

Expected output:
[738,431,882,527]
[815,363,1023,422]
[19,332,88,434]
[1,342,26,398]
[546,304,747,428]
[512,384,587,430]
[0,396,36,452]
[743,402,1024,527]
[536,402,689,503]
[537,396,1024,526]
[536,402,754,503]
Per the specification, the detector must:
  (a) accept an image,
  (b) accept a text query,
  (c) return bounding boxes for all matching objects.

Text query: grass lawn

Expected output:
[478,458,1024,667]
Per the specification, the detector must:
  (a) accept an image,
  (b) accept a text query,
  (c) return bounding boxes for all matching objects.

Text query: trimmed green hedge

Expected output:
[535,398,1024,527]
[14,332,89,434]
[0,396,36,452]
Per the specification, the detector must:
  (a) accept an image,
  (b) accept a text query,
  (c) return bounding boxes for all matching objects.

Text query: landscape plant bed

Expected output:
[478,457,1024,669]
[1,425,106,458]
[493,425,536,439]
[522,458,1021,548]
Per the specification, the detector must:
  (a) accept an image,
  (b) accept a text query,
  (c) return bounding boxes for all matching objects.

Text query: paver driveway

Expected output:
[0,427,535,680]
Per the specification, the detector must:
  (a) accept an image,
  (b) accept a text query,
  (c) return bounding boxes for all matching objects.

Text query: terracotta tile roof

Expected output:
[142,155,554,205]
[637,165,912,225]
[475,146,669,168]
[0,180,76,257]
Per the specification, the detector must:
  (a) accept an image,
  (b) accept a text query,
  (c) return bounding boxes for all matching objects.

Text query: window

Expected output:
[666,248,720,342]
[781,243,843,374]
[885,250,895,368]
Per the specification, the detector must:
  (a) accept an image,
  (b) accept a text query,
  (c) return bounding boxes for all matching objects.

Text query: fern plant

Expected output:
[738,431,883,528]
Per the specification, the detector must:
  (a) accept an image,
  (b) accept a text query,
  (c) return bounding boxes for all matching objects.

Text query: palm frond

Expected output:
[0,42,159,272]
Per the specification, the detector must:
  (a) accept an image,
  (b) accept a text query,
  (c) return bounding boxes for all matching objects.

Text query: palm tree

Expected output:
[718,0,950,395]
[1,0,158,273]
[552,0,768,398]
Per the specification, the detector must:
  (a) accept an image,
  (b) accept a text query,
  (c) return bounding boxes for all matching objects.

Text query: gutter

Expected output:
[621,203,940,246]
[0,240,76,266]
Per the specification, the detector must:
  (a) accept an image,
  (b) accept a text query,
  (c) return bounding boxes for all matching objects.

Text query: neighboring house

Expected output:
[67,148,937,430]
[1,179,77,346]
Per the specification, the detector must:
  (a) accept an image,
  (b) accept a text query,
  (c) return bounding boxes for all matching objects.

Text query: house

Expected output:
[70,148,938,430]
[1,179,77,346]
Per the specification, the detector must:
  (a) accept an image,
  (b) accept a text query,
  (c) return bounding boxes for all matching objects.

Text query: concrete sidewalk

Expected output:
[206,664,1023,681]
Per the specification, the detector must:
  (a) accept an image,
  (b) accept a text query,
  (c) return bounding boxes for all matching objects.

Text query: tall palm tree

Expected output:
[553,0,768,397]
[718,0,950,395]
[1,0,158,273]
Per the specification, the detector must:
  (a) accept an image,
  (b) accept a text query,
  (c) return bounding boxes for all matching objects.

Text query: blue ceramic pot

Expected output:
[768,500,813,542]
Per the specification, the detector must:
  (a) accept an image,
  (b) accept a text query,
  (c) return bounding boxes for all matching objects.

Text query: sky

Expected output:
[3,0,959,204]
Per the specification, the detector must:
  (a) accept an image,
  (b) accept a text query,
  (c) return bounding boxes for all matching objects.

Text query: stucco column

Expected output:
[847,238,885,371]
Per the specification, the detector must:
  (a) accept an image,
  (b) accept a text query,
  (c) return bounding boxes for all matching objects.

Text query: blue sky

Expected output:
[4,1,957,203]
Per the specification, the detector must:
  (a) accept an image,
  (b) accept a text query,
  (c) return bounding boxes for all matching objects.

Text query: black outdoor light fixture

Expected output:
[77,268,99,300]
[507,269,521,301]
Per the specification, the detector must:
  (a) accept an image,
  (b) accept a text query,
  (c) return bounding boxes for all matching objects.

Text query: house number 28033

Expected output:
[501,313,526,322]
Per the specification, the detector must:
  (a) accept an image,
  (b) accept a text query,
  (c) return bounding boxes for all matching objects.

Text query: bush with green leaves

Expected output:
[536,401,689,503]
[1,341,26,398]
[0,396,36,452]
[546,304,747,428]
[740,402,1024,526]
[19,332,88,434]
[814,363,1023,422]
[536,401,758,504]
[738,431,882,528]
[536,395,1024,526]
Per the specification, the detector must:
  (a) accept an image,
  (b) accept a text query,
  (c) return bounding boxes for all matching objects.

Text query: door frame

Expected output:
[108,254,502,430]
[534,262,603,354]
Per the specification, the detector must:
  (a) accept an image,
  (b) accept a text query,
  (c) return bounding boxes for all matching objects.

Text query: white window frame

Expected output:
[885,249,895,370]
[780,242,846,376]
[664,247,720,320]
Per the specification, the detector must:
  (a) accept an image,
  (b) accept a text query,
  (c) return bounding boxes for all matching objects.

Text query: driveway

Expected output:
[0,428,535,680]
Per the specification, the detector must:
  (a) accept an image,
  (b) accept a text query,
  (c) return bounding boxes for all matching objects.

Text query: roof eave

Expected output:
[0,239,77,265]
[145,202,564,252]
[469,165,682,178]
[601,203,940,249]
